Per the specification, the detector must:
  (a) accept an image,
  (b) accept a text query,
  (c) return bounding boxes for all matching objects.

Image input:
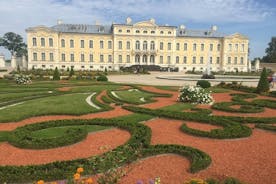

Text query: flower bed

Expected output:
[178,86,213,104]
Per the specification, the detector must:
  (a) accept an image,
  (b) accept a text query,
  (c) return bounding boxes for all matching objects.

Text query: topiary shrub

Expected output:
[178,85,213,104]
[256,67,270,94]
[53,67,60,80]
[97,75,108,81]
[196,80,211,88]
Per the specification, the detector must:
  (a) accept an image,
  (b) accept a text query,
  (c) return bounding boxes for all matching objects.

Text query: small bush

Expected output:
[197,80,211,88]
[178,85,213,104]
[256,67,270,94]
[97,75,108,81]
[53,67,60,80]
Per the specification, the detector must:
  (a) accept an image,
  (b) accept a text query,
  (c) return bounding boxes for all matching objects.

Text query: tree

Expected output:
[69,67,74,77]
[256,67,270,93]
[262,37,276,63]
[53,67,60,80]
[0,32,27,57]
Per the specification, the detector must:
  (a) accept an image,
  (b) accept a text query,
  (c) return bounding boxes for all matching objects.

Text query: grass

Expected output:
[208,87,231,93]
[0,93,100,123]
[0,131,9,142]
[154,85,179,91]
[112,89,157,104]
[0,91,52,103]
[31,125,110,139]
[160,103,194,111]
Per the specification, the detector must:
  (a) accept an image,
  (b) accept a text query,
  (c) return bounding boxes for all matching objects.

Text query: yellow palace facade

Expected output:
[26,18,249,72]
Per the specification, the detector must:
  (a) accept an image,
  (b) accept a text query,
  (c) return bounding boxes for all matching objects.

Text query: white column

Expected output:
[22,55,28,69]
[11,55,17,68]
[0,54,5,67]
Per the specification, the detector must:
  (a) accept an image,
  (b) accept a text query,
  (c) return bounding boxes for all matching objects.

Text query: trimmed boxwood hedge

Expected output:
[255,124,276,132]
[122,106,252,139]
[212,102,264,113]
[0,115,211,183]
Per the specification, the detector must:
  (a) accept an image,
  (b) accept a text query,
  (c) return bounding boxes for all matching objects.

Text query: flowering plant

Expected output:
[15,74,32,85]
[178,85,213,104]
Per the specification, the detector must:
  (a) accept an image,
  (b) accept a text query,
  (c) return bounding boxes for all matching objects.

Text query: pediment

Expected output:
[133,20,158,27]
[26,26,55,33]
[226,33,248,40]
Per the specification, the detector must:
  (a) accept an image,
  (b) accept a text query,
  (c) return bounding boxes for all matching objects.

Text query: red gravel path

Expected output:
[124,118,275,184]
[96,90,107,104]
[0,128,130,165]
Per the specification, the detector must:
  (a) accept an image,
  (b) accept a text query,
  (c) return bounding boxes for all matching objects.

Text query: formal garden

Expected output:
[0,68,275,184]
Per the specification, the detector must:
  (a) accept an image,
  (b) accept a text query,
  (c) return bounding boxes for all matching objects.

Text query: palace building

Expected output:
[26,18,249,72]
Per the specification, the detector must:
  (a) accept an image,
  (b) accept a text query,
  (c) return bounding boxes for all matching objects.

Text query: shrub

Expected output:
[97,75,108,81]
[256,67,270,93]
[197,80,211,88]
[69,67,74,77]
[178,85,213,104]
[201,74,215,79]
[15,75,32,84]
[53,67,60,80]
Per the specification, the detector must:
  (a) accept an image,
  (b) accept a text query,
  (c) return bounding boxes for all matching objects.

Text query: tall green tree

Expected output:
[262,37,276,63]
[256,67,270,93]
[53,67,60,80]
[0,32,27,57]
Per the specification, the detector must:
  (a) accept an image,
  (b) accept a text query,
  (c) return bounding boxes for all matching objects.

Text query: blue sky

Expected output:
[0,0,275,59]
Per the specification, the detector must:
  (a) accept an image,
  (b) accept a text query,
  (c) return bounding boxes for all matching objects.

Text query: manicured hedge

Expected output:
[252,99,276,109]
[0,115,211,182]
[255,124,276,132]
[212,102,264,113]
[122,106,252,139]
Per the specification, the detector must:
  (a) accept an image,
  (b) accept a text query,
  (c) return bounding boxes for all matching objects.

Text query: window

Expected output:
[241,44,245,52]
[143,41,147,50]
[81,40,84,48]
[201,44,204,51]
[168,43,172,50]
[118,55,122,63]
[89,54,93,62]
[235,44,238,52]
[81,54,85,62]
[200,57,203,64]
[151,31,155,34]
[118,29,122,33]
[160,56,163,64]
[217,44,221,51]
[193,43,196,51]
[100,55,104,62]
[176,43,180,51]
[62,54,66,61]
[210,44,213,51]
[108,55,112,63]
[70,54,74,62]
[135,55,140,63]
[227,57,231,64]
[210,57,213,64]
[70,40,74,48]
[136,41,140,50]
[127,30,130,33]
[160,31,164,34]
[32,38,37,46]
[150,41,155,50]
[192,56,196,64]
[41,38,45,47]
[176,56,179,64]
[89,40,93,48]
[167,56,171,64]
[240,57,244,64]
[228,44,232,51]
[143,55,147,63]
[49,53,54,61]
[150,55,155,63]
[234,57,237,64]
[100,41,104,49]
[160,42,164,50]
[61,39,65,48]
[136,30,140,33]
[143,30,148,34]
[184,43,187,51]
[183,56,187,64]
[127,55,130,63]
[216,57,220,64]
[127,41,130,50]
[41,53,45,61]
[108,41,112,49]
[49,38,53,47]
[168,31,171,34]
[118,41,122,50]
[33,53,37,61]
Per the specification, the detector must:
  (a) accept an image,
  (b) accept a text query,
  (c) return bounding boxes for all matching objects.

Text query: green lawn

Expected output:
[160,103,194,111]
[0,91,52,103]
[31,125,110,139]
[0,93,100,123]
[112,89,157,104]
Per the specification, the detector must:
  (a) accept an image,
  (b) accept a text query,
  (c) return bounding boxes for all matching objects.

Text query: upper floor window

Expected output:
[136,41,140,50]
[136,30,140,33]
[41,38,45,47]
[81,54,85,62]
[176,56,179,64]
[127,30,130,33]
[217,44,221,51]
[33,53,37,60]
[183,56,187,64]
[143,41,147,50]
[100,54,104,62]
[160,42,164,50]
[32,38,37,46]
[127,41,130,50]
[160,31,164,34]
[70,40,74,48]
[228,44,232,51]
[168,42,172,50]
[151,31,155,34]
[201,44,204,51]
[118,41,122,50]
[89,40,93,48]
[200,57,204,64]
[150,41,155,50]
[143,30,148,34]
[49,38,53,47]
[184,43,187,51]
[70,54,74,62]
[118,29,122,33]
[100,41,104,49]
[234,57,238,64]
[192,56,196,64]
[108,41,112,49]
[168,31,172,34]
[61,39,65,48]
[61,53,65,61]
[41,53,46,61]
[176,43,180,51]
[216,57,220,64]
[49,53,54,61]
[210,44,213,51]
[89,54,93,62]
[193,43,196,51]
[80,40,85,48]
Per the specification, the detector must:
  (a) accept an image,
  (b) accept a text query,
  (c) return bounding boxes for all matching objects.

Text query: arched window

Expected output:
[143,41,147,50]
[135,55,140,63]
[143,55,147,63]
[150,41,155,50]
[136,41,140,50]
[150,55,155,64]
